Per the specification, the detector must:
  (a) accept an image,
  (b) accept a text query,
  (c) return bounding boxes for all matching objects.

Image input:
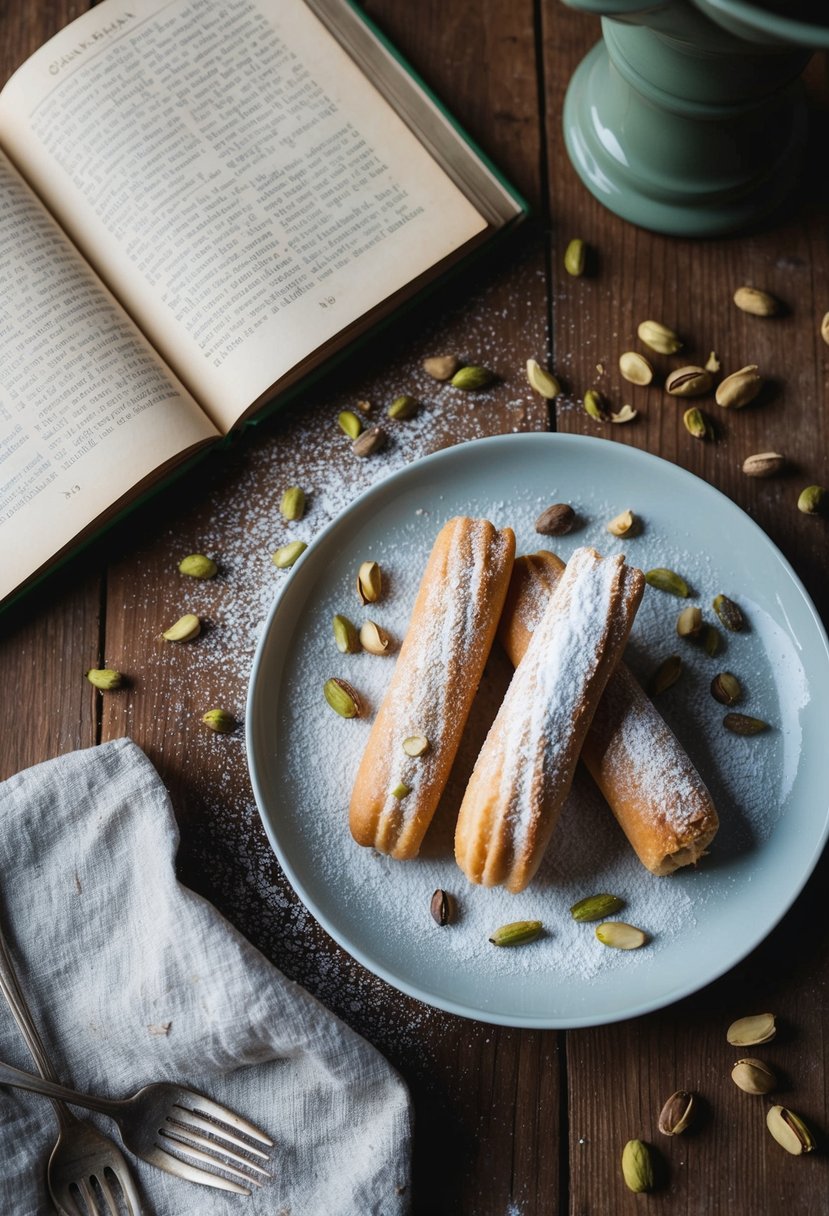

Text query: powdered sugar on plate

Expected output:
[247,434,827,1025]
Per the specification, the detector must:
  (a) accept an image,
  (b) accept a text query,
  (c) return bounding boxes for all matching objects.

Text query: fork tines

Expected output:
[154,1101,273,1193]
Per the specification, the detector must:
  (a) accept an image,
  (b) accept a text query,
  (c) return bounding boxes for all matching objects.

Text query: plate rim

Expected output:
[246,432,829,1028]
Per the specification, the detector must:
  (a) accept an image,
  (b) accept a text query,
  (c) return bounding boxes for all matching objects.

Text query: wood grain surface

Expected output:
[1,3,828,1214]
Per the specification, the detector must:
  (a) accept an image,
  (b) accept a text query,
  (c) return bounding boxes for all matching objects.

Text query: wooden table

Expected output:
[2,3,829,1212]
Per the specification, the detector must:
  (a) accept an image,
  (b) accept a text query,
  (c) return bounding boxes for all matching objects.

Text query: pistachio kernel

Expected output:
[797,485,827,515]
[715,365,762,409]
[595,922,648,949]
[658,1091,697,1136]
[202,708,235,733]
[727,1012,777,1046]
[683,407,713,440]
[323,677,362,719]
[352,426,387,457]
[665,365,714,397]
[569,893,625,922]
[621,1139,656,1194]
[85,668,123,691]
[535,503,575,536]
[724,713,769,735]
[637,320,683,355]
[583,389,610,422]
[450,365,494,391]
[742,451,785,478]
[619,351,653,386]
[387,395,418,420]
[563,237,587,277]
[272,540,307,569]
[766,1107,815,1156]
[713,593,745,632]
[821,312,829,347]
[703,625,722,657]
[359,620,391,655]
[422,354,461,381]
[648,655,682,696]
[337,409,363,439]
[610,404,638,424]
[606,509,636,538]
[734,285,779,317]
[645,567,689,597]
[489,920,543,947]
[178,553,217,579]
[162,613,201,642]
[731,1058,777,1095]
[402,734,429,757]
[280,485,306,521]
[391,782,411,800]
[332,614,360,654]
[676,605,703,639]
[526,358,561,399]
[430,888,452,926]
[711,672,742,706]
[356,560,382,604]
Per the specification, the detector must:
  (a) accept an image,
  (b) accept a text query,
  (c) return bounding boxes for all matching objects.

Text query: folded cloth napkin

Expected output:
[0,739,412,1215]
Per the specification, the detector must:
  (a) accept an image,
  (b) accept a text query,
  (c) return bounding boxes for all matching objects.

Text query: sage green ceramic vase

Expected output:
[561,0,829,235]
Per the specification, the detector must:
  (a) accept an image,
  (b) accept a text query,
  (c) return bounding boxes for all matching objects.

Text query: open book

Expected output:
[0,0,525,609]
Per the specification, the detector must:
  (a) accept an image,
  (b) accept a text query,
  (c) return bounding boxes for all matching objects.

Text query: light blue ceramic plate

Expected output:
[246,433,829,1027]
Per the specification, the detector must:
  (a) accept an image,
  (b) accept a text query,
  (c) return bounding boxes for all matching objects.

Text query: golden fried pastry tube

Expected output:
[455,547,645,893]
[349,516,515,859]
[498,550,719,876]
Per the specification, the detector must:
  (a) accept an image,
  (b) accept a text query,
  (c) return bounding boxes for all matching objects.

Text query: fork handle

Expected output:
[0,1057,120,1116]
[0,920,61,1084]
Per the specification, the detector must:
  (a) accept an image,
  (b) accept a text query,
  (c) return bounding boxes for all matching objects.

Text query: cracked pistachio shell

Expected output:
[637,320,682,354]
[526,358,561,399]
[676,605,703,638]
[359,620,391,655]
[621,1140,655,1193]
[666,365,713,397]
[715,365,762,409]
[658,1091,696,1136]
[162,613,201,642]
[821,313,829,346]
[711,671,742,706]
[731,1058,776,1095]
[766,1106,815,1155]
[726,1012,776,1046]
[742,452,785,478]
[423,354,461,381]
[357,560,382,604]
[606,509,636,537]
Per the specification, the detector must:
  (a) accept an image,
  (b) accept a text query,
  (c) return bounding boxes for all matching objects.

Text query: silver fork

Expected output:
[0,919,144,1216]
[0,1058,274,1196]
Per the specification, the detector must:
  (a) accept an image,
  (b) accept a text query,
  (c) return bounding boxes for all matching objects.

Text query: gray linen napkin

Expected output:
[0,738,412,1215]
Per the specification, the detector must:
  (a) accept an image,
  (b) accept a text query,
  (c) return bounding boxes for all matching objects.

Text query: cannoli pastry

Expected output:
[349,516,515,859]
[498,550,719,875]
[455,547,645,892]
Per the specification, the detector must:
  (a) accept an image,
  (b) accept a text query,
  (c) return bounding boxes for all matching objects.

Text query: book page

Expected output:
[0,0,489,433]
[0,152,217,605]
